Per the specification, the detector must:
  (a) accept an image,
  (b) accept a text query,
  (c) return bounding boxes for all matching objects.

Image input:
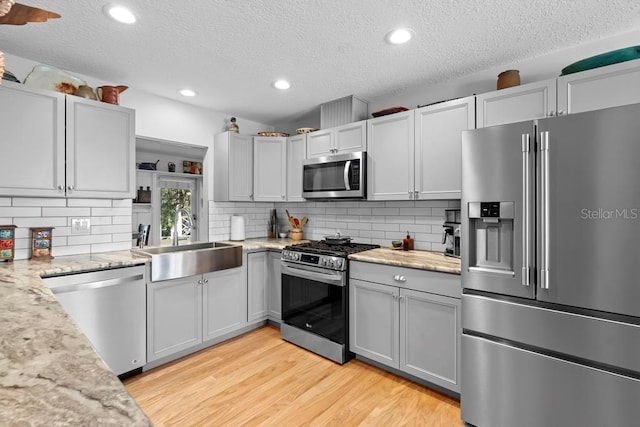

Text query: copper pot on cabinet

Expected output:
[96,85,128,105]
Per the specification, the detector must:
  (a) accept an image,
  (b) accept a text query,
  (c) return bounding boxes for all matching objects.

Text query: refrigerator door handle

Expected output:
[521,134,531,286]
[540,131,550,289]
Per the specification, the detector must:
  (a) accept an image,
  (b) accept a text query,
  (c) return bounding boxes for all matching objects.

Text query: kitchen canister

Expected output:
[497,69,520,90]
[230,215,245,241]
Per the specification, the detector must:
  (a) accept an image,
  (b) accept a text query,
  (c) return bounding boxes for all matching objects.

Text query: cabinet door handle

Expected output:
[57,185,64,191]
[203,279,209,284]
[399,295,405,302]
[282,195,285,200]
[548,110,556,117]
[408,191,413,200]
[557,110,565,116]
[392,294,398,301]
[67,185,74,191]
[414,190,419,199]
[393,274,406,282]
[198,279,203,285]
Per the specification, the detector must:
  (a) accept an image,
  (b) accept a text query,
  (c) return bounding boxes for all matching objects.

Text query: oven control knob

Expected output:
[328,259,335,268]
[294,253,300,261]
[336,259,343,269]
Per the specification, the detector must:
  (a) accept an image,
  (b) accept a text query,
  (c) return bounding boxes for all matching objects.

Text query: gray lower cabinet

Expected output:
[350,279,400,367]
[203,267,247,341]
[147,275,203,362]
[267,251,282,321]
[349,262,461,393]
[247,252,268,322]
[147,266,246,363]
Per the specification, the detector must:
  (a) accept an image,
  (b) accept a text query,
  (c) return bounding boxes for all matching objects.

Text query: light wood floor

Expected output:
[124,326,462,426]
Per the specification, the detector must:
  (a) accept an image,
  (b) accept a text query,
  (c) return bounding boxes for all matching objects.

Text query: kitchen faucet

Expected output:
[173,207,194,246]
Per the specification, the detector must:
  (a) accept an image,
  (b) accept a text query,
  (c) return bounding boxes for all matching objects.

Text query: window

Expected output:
[158,177,198,245]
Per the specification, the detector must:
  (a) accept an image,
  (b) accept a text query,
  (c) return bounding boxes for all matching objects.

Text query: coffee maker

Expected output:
[442,209,461,258]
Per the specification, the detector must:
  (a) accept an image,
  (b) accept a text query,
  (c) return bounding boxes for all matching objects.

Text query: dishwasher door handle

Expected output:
[50,274,144,295]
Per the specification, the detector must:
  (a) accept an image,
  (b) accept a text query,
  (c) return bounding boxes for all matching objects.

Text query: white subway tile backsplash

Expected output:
[92,224,131,235]
[112,199,133,208]
[67,199,113,207]
[12,198,66,207]
[372,223,400,232]
[13,217,68,228]
[6,196,132,260]
[0,207,42,217]
[54,245,92,257]
[67,234,112,246]
[91,241,131,253]
[42,207,91,217]
[112,216,132,225]
[92,207,131,217]
[209,199,457,252]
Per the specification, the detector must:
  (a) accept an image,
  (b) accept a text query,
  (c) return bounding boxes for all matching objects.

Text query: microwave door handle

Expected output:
[343,160,351,191]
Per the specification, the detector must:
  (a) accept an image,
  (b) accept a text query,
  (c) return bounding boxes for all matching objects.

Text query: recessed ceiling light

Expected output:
[179,89,197,97]
[273,79,291,90]
[385,28,413,45]
[104,5,136,24]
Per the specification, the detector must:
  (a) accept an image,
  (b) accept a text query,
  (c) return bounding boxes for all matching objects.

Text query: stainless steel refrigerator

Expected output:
[461,102,640,427]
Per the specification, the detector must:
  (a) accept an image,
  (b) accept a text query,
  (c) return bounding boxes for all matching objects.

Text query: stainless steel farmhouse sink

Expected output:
[132,242,242,282]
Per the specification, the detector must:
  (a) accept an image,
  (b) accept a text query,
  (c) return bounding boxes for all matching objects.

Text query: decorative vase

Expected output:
[229,117,239,133]
[497,69,520,90]
[291,229,303,241]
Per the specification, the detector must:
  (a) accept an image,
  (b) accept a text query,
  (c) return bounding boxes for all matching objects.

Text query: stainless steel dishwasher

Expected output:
[43,265,146,376]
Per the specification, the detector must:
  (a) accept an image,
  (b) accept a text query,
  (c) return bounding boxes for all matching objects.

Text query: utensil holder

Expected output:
[291,229,303,241]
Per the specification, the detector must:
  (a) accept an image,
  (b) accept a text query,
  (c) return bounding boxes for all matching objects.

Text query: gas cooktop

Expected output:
[283,240,380,257]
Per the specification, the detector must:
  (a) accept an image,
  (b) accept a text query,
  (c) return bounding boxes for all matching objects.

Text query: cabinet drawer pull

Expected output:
[393,274,406,282]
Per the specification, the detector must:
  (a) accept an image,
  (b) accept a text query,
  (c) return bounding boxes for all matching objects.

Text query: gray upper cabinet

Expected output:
[306,120,366,158]
[0,81,135,198]
[66,96,135,198]
[367,110,415,200]
[286,134,306,202]
[557,58,640,115]
[476,79,557,128]
[214,132,253,201]
[414,97,474,200]
[253,136,287,202]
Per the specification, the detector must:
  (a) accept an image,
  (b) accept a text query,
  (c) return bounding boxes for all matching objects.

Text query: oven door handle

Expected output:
[281,264,345,286]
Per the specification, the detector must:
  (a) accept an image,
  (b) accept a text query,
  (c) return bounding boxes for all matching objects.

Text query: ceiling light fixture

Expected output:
[273,79,291,90]
[385,28,413,45]
[104,4,136,24]
[179,88,197,97]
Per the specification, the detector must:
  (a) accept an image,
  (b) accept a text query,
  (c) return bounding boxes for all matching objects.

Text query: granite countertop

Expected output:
[222,238,461,275]
[349,247,462,275]
[0,251,151,425]
[219,237,310,251]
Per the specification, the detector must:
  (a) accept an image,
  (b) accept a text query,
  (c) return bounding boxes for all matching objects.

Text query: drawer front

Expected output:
[350,261,461,299]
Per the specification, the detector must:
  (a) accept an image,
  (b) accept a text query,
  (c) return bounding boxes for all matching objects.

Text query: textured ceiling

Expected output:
[1,1,640,124]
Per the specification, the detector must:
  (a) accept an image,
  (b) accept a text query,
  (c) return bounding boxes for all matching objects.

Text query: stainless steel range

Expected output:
[280,239,379,364]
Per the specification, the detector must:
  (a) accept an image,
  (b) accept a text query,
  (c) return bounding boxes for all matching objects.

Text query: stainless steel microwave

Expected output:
[302,151,366,199]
